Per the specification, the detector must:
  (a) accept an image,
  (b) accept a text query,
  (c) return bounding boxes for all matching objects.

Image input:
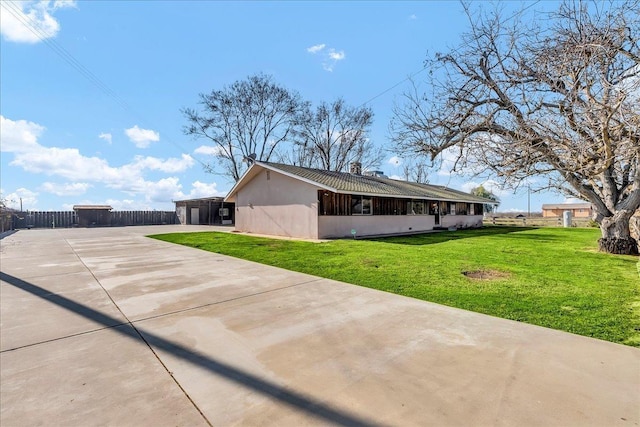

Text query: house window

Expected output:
[351,195,372,215]
[372,197,407,215]
[440,201,448,216]
[428,201,438,215]
[408,200,425,215]
[469,204,475,215]
[449,202,456,215]
[456,202,467,215]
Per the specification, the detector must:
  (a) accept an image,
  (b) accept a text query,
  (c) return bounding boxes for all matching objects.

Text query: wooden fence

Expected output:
[488,216,594,228]
[5,210,178,230]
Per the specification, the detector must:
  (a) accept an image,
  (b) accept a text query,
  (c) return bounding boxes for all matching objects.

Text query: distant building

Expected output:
[541,203,592,218]
[173,197,234,225]
[73,205,113,227]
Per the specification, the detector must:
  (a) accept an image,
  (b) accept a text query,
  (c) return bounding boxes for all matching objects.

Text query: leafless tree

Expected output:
[401,159,431,184]
[289,99,382,172]
[182,74,303,181]
[390,0,640,254]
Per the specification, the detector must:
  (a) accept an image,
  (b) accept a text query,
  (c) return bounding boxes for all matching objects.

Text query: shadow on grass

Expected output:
[0,271,386,427]
[366,226,539,246]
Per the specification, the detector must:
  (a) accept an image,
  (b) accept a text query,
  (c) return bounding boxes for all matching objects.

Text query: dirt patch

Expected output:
[462,270,510,280]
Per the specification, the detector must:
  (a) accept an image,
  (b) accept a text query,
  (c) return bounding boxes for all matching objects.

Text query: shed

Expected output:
[173,197,235,225]
[73,205,113,227]
[542,203,593,218]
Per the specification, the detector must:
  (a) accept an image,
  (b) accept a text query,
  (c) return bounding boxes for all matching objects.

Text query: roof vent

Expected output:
[350,162,362,175]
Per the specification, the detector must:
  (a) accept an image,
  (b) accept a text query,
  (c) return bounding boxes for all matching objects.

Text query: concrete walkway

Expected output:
[1,226,638,426]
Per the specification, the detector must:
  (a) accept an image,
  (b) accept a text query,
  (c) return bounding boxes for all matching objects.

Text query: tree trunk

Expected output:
[598,211,639,255]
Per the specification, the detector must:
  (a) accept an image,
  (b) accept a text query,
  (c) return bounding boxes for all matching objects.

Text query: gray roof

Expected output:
[173,196,226,204]
[73,205,113,210]
[227,161,495,204]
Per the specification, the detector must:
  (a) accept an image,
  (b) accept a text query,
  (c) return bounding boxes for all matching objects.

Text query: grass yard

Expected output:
[150,227,640,346]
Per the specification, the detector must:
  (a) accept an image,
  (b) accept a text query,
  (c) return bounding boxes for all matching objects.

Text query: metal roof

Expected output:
[72,205,113,210]
[173,196,226,204]
[226,161,496,204]
[542,203,592,210]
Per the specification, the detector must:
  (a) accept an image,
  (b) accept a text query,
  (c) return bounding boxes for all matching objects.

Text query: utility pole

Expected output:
[20,197,23,212]
[527,186,531,218]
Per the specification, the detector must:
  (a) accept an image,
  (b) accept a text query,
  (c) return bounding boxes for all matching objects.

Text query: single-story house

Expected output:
[542,203,592,218]
[173,197,234,225]
[73,205,112,227]
[224,161,495,239]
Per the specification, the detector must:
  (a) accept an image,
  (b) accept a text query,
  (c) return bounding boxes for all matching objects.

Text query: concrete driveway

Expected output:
[1,225,638,426]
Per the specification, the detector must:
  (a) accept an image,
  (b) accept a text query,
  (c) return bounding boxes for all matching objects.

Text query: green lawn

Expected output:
[150,227,640,346]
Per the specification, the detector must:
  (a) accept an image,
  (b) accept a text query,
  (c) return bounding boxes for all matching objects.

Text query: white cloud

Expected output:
[327,49,345,61]
[104,199,149,211]
[436,147,464,176]
[0,115,45,153]
[2,115,199,207]
[40,181,91,196]
[53,0,77,9]
[0,0,76,44]
[563,197,588,204]
[194,145,225,156]
[98,132,112,144]
[388,156,402,167]
[461,179,509,197]
[132,154,194,173]
[409,14,417,20]
[306,44,325,53]
[186,181,222,199]
[307,43,346,72]
[2,115,224,211]
[388,174,404,180]
[1,188,38,210]
[125,125,159,148]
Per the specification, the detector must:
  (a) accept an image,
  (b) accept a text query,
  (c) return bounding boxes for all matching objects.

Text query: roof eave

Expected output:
[332,189,495,204]
[224,161,338,203]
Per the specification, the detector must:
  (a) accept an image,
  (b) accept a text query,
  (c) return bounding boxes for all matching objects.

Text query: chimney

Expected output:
[350,162,362,175]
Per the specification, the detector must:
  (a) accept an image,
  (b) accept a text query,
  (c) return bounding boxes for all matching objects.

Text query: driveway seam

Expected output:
[0,324,128,353]
[64,236,214,427]
[0,276,324,353]
[131,277,325,325]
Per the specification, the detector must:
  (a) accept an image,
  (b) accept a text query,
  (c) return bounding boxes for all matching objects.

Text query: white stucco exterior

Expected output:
[318,215,436,238]
[440,215,484,229]
[234,169,320,239]
[227,162,488,239]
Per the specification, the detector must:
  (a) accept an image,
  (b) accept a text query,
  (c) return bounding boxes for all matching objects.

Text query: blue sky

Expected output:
[1,0,571,212]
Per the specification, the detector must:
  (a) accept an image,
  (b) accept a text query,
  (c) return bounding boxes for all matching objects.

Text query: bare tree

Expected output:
[290,98,382,172]
[182,74,303,181]
[401,159,431,184]
[390,1,640,254]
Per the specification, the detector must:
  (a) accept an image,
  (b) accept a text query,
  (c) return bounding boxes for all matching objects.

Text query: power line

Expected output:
[358,0,542,108]
[358,66,428,108]
[2,1,131,112]
[1,1,210,169]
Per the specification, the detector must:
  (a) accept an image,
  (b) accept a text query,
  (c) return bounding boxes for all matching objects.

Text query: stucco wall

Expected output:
[543,208,592,218]
[440,215,484,229]
[318,215,436,238]
[235,169,319,239]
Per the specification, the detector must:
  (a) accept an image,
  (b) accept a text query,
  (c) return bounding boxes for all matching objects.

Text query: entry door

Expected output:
[190,208,200,225]
[432,202,440,226]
